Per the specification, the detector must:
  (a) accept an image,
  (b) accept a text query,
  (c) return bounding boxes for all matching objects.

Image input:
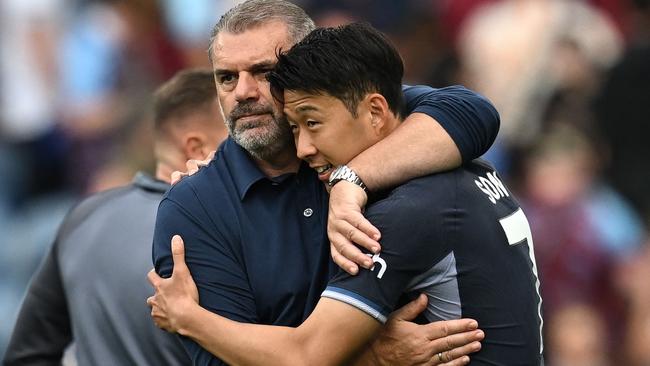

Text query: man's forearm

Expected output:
[180,305,307,366]
[176,299,379,366]
[181,304,344,366]
[349,113,460,191]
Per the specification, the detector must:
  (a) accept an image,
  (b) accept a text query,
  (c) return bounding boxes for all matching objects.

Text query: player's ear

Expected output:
[183,133,209,160]
[366,93,389,133]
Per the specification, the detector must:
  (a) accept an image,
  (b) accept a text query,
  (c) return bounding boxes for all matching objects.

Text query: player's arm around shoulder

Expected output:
[328,84,499,276]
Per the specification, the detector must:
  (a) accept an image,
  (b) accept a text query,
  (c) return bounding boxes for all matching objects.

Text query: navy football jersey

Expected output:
[323,159,543,365]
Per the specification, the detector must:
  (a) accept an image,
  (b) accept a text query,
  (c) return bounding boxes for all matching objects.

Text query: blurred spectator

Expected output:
[0,0,68,203]
[58,0,184,192]
[616,240,650,366]
[546,302,611,366]
[458,0,622,172]
[0,0,71,355]
[160,0,239,68]
[594,0,650,226]
[517,123,644,363]
[389,4,456,87]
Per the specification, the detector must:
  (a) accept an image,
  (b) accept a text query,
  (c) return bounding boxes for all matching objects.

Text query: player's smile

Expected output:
[312,163,334,183]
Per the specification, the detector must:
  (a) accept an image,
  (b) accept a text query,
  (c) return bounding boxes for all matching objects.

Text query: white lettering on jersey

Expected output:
[474,172,509,204]
[365,253,387,279]
[499,208,544,354]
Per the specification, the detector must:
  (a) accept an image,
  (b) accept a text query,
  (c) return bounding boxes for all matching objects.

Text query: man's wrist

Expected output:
[328,165,368,192]
[352,345,384,366]
[175,302,203,337]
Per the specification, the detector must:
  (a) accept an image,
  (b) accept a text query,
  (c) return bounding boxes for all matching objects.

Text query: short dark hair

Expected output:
[268,22,404,118]
[152,68,217,135]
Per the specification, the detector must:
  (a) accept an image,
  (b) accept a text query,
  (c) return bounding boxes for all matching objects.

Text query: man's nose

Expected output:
[296,132,317,160]
[234,72,260,102]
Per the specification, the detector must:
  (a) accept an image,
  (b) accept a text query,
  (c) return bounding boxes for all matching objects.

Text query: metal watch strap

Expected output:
[328,165,367,192]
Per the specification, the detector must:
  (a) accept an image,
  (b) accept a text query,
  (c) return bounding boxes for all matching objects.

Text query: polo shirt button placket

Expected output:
[303,208,313,217]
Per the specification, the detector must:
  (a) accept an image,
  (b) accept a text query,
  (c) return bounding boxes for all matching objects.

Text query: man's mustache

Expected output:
[229,102,274,121]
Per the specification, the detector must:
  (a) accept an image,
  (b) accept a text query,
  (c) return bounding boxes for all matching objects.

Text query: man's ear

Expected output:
[366,93,389,133]
[183,133,209,160]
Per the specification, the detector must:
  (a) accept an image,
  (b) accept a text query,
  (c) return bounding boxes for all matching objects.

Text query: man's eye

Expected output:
[255,70,272,82]
[289,124,299,133]
[218,74,235,84]
[306,120,319,128]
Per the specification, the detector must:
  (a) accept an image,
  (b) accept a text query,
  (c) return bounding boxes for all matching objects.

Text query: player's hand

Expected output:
[170,151,216,184]
[328,181,381,275]
[370,294,483,366]
[146,235,200,333]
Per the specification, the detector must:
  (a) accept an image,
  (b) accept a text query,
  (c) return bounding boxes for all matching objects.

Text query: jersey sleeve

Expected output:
[402,84,500,162]
[3,242,72,366]
[3,188,131,365]
[152,183,256,366]
[323,180,452,323]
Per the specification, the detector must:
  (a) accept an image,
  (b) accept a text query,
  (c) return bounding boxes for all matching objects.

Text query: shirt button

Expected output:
[303,208,313,217]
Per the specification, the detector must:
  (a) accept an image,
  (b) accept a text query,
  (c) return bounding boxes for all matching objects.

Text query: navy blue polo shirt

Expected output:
[153,138,336,365]
[153,85,500,365]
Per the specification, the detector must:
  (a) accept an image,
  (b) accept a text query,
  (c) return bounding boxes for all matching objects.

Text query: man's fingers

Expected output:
[329,220,379,266]
[390,294,428,321]
[171,171,186,185]
[436,354,470,366]
[171,235,189,276]
[330,243,359,275]
[351,214,381,242]
[147,269,162,287]
[426,319,479,341]
[172,154,211,184]
[331,214,381,254]
[435,340,481,366]
[186,159,200,175]
[428,329,484,358]
[333,236,375,270]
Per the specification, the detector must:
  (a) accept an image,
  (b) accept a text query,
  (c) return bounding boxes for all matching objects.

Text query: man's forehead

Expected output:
[283,91,334,114]
[211,22,293,63]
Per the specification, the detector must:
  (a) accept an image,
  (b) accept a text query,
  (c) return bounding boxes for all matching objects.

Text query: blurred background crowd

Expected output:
[1,0,648,364]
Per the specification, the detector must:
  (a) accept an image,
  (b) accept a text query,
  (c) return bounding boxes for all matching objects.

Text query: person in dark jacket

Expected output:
[3,68,227,366]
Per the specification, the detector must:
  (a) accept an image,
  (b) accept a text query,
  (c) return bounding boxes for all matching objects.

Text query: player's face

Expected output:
[210,21,294,157]
[283,90,379,184]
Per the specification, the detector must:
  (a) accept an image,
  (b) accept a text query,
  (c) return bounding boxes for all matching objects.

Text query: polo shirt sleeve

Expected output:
[153,182,256,366]
[402,84,500,162]
[322,180,452,323]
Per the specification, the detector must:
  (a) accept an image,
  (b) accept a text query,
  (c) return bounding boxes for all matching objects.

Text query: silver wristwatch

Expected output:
[328,165,367,192]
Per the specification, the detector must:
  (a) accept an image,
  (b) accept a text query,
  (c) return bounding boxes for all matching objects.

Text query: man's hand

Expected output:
[147,235,200,333]
[368,294,483,366]
[328,181,382,275]
[170,151,216,184]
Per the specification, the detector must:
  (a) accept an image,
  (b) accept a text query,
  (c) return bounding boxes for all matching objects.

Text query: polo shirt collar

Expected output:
[223,138,290,201]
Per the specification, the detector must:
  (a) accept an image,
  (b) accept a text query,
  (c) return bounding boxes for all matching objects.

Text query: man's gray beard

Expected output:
[228,115,294,162]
